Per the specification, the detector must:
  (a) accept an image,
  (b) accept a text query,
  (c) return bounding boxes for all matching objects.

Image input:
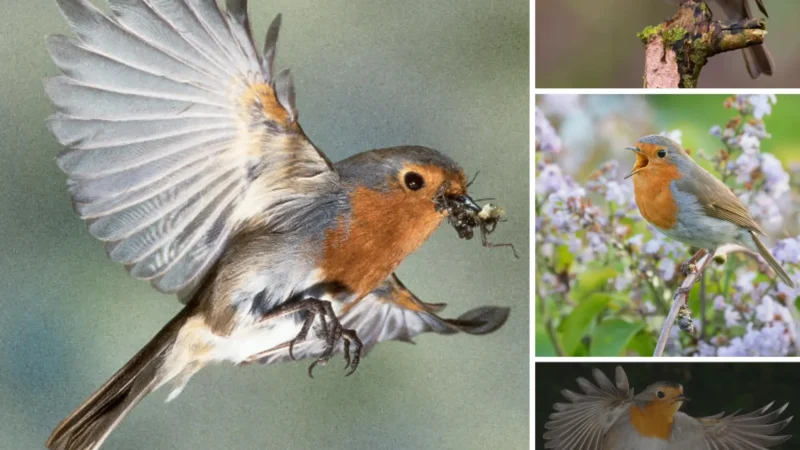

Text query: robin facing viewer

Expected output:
[625,135,794,288]
[43,0,510,449]
[544,366,792,449]
[668,0,774,78]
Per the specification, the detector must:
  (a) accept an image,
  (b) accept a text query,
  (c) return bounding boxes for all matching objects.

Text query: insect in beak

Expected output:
[624,146,647,179]
[456,195,482,213]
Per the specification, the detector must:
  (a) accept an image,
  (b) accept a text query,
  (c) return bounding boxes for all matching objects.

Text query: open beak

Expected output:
[455,195,482,213]
[624,146,647,179]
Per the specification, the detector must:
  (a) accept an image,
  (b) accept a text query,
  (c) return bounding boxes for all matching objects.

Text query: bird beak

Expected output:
[624,146,647,179]
[455,195,482,213]
[674,394,690,403]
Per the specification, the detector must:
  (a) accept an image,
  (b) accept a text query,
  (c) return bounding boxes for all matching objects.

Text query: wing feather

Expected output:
[544,367,633,450]
[252,273,509,364]
[47,0,337,295]
[670,402,792,449]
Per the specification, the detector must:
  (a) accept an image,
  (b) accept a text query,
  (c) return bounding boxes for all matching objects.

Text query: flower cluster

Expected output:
[536,95,799,357]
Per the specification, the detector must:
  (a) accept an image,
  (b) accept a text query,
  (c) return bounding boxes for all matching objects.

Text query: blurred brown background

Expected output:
[0,1,529,449]
[536,0,800,88]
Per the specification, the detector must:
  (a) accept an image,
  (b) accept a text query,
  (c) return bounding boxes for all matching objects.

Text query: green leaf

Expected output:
[535,323,557,356]
[627,329,656,356]
[554,244,574,272]
[571,266,619,301]
[560,293,612,355]
[589,319,644,356]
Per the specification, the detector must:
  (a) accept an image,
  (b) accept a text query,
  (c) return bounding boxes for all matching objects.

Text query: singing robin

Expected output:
[667,0,774,78]
[625,135,794,287]
[543,366,793,449]
[43,0,510,449]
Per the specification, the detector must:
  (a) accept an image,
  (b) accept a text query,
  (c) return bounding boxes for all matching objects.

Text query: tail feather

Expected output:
[47,307,191,450]
[742,44,774,79]
[751,231,794,287]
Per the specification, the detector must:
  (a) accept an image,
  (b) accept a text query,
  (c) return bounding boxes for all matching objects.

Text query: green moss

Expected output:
[661,26,687,46]
[637,24,664,43]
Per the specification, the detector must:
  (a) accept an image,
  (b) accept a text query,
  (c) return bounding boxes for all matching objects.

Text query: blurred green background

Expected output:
[536,363,800,449]
[538,94,800,181]
[0,1,529,449]
[535,0,800,88]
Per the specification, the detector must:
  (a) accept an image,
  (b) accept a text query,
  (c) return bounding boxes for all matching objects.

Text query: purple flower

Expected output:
[773,237,800,265]
[535,108,562,153]
[746,94,777,120]
[657,258,676,281]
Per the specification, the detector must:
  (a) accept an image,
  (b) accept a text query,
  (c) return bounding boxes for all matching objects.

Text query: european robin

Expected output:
[544,366,792,449]
[667,0,774,78]
[625,135,794,287]
[43,1,510,449]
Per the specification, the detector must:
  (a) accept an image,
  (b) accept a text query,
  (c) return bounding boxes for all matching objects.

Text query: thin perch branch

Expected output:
[654,252,714,357]
[640,1,767,88]
[653,244,773,357]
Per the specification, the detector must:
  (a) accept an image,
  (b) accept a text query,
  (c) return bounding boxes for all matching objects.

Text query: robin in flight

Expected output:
[544,366,793,449]
[668,0,774,78]
[43,0,510,449]
[625,135,794,288]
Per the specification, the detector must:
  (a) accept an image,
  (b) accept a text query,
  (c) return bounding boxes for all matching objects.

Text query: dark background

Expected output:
[535,0,800,88]
[536,362,800,449]
[0,1,529,449]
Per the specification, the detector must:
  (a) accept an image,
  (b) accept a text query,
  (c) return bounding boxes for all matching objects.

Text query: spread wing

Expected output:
[45,0,338,295]
[669,402,792,449]
[543,366,634,450]
[253,273,510,364]
[675,161,764,235]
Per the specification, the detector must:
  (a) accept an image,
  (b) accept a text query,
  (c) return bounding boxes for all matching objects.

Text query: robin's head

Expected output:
[624,135,691,179]
[335,145,477,214]
[636,381,688,416]
[628,381,688,440]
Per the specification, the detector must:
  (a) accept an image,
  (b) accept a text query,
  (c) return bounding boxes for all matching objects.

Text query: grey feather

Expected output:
[262,14,282,81]
[66,140,232,202]
[46,35,228,106]
[74,156,220,219]
[57,0,223,84]
[126,179,244,278]
[45,76,226,120]
[90,167,239,243]
[57,128,235,177]
[47,0,338,296]
[47,115,231,150]
[274,68,296,121]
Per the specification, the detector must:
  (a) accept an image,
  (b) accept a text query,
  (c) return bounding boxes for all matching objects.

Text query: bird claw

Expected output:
[279,299,362,379]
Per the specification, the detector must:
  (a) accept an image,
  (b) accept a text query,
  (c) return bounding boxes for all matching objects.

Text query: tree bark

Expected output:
[640,1,767,88]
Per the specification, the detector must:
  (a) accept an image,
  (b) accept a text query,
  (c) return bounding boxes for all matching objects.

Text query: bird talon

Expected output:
[276,298,362,378]
[343,338,351,369]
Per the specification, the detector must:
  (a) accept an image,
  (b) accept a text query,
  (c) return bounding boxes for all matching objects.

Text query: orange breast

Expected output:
[632,165,680,230]
[629,404,673,440]
[320,186,444,301]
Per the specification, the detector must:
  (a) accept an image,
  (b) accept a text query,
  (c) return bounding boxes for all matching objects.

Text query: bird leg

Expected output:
[256,298,363,377]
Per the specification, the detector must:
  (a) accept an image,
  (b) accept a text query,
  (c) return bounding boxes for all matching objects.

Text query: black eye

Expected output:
[404,172,425,191]
[657,391,665,398]
[657,149,667,158]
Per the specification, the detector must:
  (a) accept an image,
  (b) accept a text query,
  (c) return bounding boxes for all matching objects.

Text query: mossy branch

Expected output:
[638,0,767,88]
